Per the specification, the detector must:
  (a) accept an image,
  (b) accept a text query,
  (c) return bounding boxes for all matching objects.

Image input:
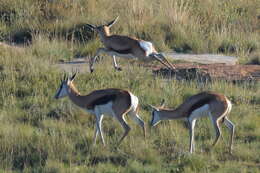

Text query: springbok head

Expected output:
[54,73,77,99]
[86,16,119,36]
[149,99,165,126]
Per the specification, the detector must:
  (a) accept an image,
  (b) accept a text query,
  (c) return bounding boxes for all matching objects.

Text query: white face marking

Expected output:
[189,104,210,121]
[139,41,154,56]
[151,110,161,126]
[55,82,68,99]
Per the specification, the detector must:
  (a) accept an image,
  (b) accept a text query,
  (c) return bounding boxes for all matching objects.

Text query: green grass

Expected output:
[0,0,260,172]
[0,45,259,172]
[0,0,259,61]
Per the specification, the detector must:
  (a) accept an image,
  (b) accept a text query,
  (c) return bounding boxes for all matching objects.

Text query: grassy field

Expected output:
[0,0,260,172]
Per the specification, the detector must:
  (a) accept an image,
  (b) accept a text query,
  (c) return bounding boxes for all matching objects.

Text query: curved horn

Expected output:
[70,72,77,81]
[148,104,158,110]
[160,99,165,108]
[106,16,119,27]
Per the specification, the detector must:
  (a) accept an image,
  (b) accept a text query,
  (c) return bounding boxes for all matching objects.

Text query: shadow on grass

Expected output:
[5,23,95,45]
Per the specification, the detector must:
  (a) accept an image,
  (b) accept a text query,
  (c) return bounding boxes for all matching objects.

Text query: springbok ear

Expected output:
[148,104,158,111]
[70,72,77,82]
[106,16,119,28]
[160,99,165,108]
[86,24,96,30]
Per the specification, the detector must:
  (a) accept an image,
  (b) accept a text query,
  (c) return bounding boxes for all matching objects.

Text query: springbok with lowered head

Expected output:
[86,16,175,72]
[150,91,235,153]
[54,73,146,145]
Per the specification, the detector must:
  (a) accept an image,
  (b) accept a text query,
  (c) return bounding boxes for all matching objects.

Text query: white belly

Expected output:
[86,102,114,117]
[106,50,136,59]
[189,104,210,120]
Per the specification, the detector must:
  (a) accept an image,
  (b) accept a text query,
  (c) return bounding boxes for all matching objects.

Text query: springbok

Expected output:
[150,91,235,153]
[86,16,176,72]
[54,73,146,145]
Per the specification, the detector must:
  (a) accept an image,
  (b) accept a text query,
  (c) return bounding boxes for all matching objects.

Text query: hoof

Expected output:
[115,67,122,71]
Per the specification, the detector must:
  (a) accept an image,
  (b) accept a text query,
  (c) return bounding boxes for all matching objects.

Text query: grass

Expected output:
[0,0,259,59]
[0,47,259,172]
[0,0,260,172]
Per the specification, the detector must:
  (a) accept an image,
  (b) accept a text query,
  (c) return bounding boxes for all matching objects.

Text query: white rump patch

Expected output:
[129,92,139,111]
[189,104,210,120]
[139,41,154,56]
[226,99,232,115]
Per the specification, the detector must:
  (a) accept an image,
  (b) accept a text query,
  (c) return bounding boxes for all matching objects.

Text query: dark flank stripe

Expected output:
[110,48,132,54]
[87,94,117,109]
[187,97,213,115]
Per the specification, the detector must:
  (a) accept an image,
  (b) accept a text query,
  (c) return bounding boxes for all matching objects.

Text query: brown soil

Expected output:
[54,57,260,82]
[153,63,260,82]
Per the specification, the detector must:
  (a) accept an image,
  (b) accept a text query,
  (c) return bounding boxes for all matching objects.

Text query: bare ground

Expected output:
[153,63,260,82]
[54,56,259,82]
[164,53,238,65]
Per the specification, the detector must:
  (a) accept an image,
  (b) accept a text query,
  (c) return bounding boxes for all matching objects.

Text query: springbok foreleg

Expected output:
[188,118,197,153]
[112,55,122,71]
[211,118,222,147]
[116,114,131,145]
[90,48,123,72]
[95,114,105,146]
[90,48,107,73]
[128,111,146,139]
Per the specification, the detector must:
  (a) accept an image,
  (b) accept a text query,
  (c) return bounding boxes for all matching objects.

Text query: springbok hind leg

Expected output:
[211,116,222,147]
[129,111,146,138]
[89,48,107,73]
[157,53,176,70]
[224,117,235,153]
[188,118,197,153]
[116,114,131,145]
[150,53,176,70]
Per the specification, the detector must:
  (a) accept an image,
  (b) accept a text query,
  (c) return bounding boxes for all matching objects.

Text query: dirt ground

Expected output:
[54,57,260,83]
[153,63,260,82]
